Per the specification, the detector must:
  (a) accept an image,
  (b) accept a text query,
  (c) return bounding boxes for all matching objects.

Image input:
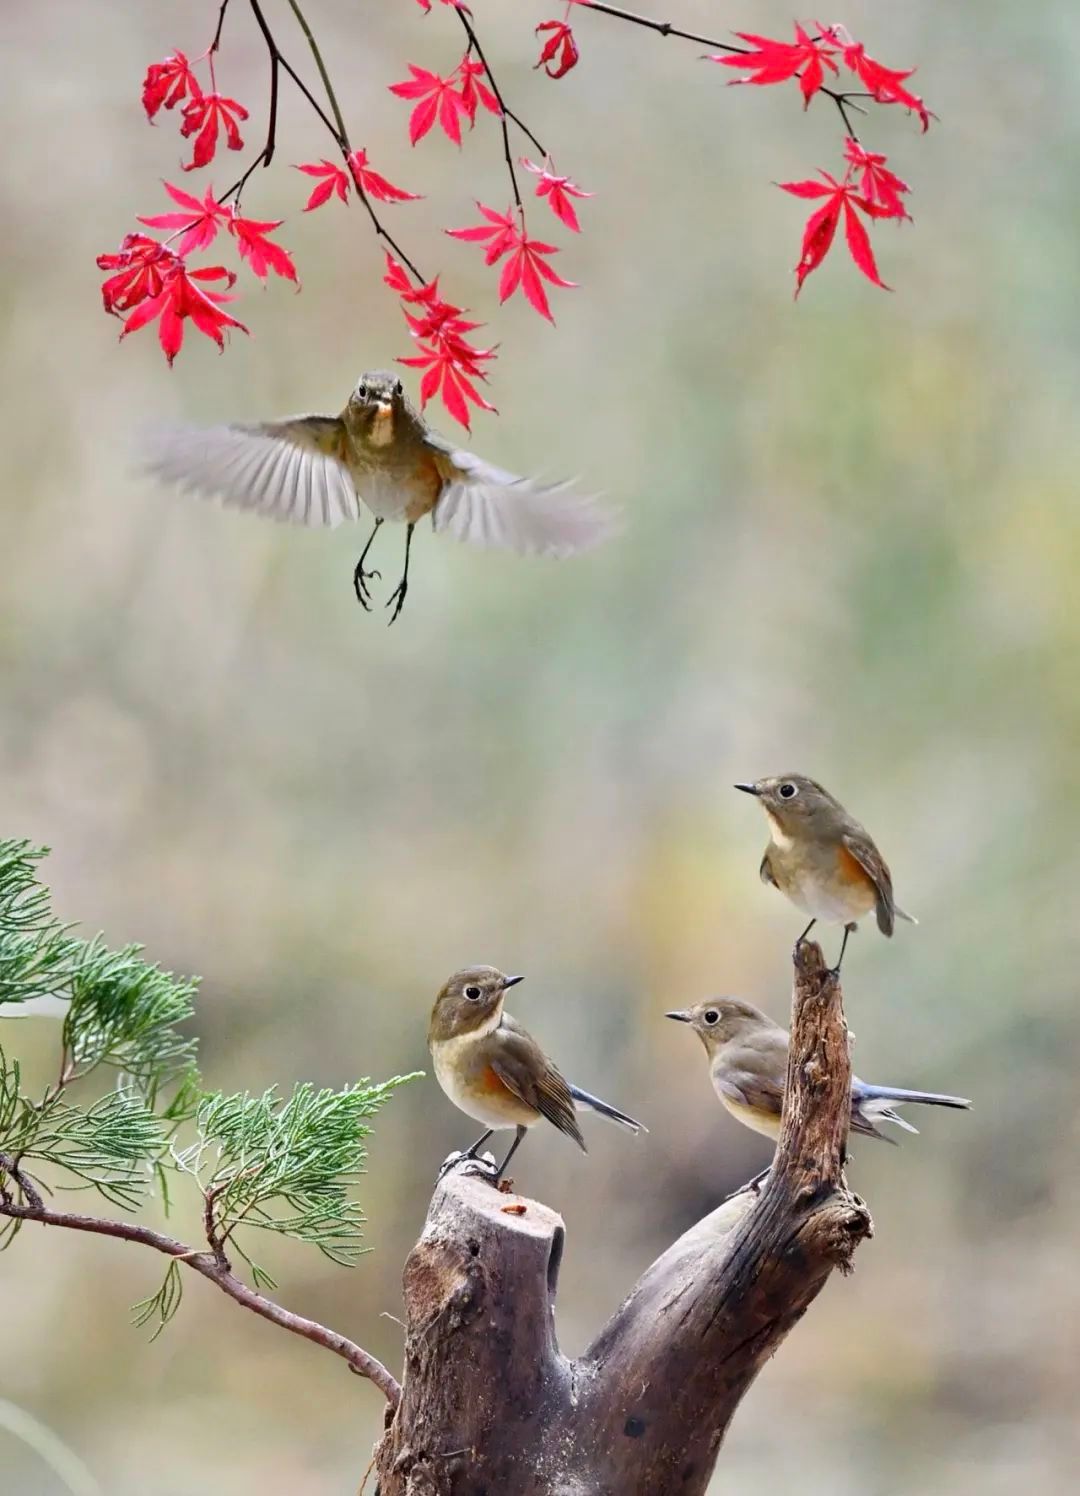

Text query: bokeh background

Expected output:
[3,1,1079,1491]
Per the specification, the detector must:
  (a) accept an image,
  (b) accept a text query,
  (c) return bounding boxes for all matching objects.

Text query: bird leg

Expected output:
[724,1164,771,1202]
[793,918,817,962]
[352,518,384,609]
[385,523,415,626]
[492,1125,528,1184]
[436,1129,497,1183]
[831,922,857,975]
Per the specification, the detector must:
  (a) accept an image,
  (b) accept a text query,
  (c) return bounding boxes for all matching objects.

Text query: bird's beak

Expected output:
[733,782,760,796]
[665,1009,691,1023]
[502,974,525,990]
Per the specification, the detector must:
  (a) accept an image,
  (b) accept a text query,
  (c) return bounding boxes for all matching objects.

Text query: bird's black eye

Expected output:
[394,379,403,396]
[464,985,482,1001]
[779,782,798,800]
[704,1009,720,1026]
[357,383,368,400]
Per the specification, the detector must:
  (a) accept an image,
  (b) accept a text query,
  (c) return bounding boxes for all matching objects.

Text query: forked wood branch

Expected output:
[373,940,873,1494]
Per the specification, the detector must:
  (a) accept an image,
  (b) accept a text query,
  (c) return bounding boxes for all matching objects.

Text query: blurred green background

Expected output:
[3,1,1079,1491]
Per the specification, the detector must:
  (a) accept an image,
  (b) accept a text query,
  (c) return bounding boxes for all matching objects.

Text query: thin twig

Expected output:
[283,0,350,145]
[455,8,545,212]
[580,1,863,140]
[275,0,425,279]
[0,1152,43,1212]
[203,1183,229,1268]
[219,0,424,278]
[0,1167,401,1408]
[579,0,752,53]
[208,0,232,57]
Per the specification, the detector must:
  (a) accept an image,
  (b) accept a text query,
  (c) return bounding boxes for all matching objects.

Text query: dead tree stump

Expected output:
[374,941,873,1494]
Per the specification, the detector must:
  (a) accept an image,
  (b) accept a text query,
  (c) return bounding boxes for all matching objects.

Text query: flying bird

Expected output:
[142,370,615,622]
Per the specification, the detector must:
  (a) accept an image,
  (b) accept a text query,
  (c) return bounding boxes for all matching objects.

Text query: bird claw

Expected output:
[352,564,381,610]
[723,1166,771,1203]
[436,1150,498,1185]
[385,580,408,626]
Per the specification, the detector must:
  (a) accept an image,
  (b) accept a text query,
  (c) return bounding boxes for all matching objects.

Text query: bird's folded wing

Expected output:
[714,1054,786,1121]
[840,830,896,936]
[492,1040,586,1150]
[140,416,363,529]
[429,445,616,558]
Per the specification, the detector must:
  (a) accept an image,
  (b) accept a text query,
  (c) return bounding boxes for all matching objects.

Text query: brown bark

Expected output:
[374,940,873,1495]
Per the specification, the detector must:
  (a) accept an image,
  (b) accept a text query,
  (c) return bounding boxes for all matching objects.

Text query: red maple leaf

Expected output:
[535,21,580,80]
[296,159,351,212]
[142,51,202,121]
[446,203,520,265]
[712,24,838,106]
[457,58,501,122]
[447,204,577,321]
[779,172,892,296]
[347,149,422,203]
[227,212,298,283]
[119,261,247,365]
[843,141,910,220]
[829,32,931,131]
[297,153,420,211]
[388,65,469,146]
[179,92,248,171]
[384,254,497,431]
[384,253,435,301]
[97,234,177,315]
[521,158,592,233]
[138,182,230,255]
[401,344,497,430]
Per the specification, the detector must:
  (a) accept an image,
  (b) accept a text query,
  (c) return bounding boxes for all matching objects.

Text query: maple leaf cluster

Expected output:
[99,49,295,365]
[384,253,496,429]
[707,20,930,295]
[102,6,933,425]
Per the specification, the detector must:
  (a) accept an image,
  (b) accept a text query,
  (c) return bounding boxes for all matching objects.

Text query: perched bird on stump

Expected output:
[668,997,970,1149]
[735,773,916,969]
[428,966,644,1182]
[141,371,613,623]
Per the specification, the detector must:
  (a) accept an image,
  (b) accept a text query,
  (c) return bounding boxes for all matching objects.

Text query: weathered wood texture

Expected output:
[374,941,872,1495]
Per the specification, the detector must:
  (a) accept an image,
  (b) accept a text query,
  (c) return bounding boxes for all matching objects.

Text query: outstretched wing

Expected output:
[492,1031,586,1151]
[141,416,363,529]
[429,443,616,558]
[840,829,897,936]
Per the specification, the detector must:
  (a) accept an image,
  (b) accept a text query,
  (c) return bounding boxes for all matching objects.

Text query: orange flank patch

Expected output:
[837,844,875,889]
[404,451,445,523]
[479,1064,512,1096]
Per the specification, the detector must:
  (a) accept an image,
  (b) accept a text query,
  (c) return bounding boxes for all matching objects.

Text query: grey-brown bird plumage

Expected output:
[141,371,614,552]
[428,966,643,1181]
[668,997,970,1143]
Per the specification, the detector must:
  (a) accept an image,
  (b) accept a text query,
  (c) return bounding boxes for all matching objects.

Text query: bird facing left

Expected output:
[141,371,616,623]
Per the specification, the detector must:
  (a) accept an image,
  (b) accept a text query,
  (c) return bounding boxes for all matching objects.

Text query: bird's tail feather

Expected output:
[856,1084,971,1110]
[895,904,918,925]
[568,1084,646,1134]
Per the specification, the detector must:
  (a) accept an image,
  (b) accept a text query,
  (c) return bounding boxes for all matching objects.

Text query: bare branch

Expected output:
[0,1165,401,1409]
[454,8,546,213]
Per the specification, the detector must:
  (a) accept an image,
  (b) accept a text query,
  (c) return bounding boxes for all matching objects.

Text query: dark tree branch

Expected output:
[454,8,546,213]
[373,940,872,1493]
[214,0,424,280]
[0,1153,401,1409]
